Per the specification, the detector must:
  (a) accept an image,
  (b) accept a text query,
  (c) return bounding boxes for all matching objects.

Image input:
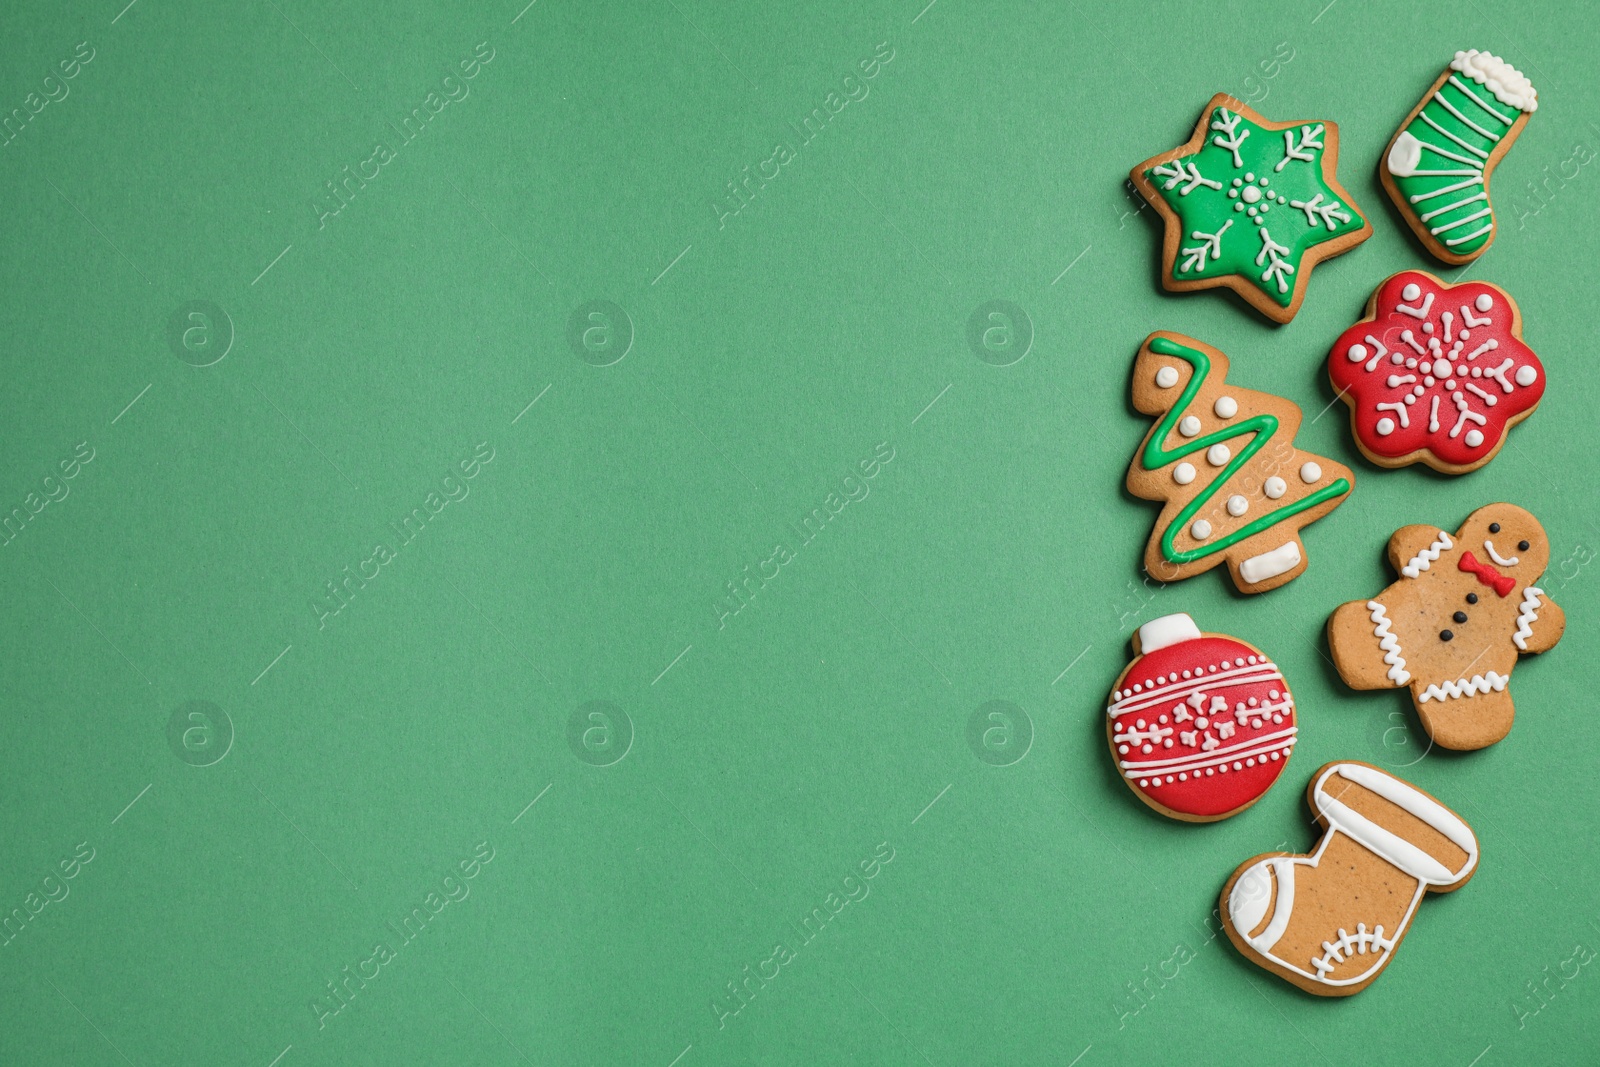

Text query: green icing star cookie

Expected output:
[1131,95,1372,324]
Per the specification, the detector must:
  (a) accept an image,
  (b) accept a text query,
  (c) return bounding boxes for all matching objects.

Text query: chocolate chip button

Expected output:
[1440,630,1454,641]
[1489,523,1501,533]
[1466,593,1478,604]
[1453,611,1468,623]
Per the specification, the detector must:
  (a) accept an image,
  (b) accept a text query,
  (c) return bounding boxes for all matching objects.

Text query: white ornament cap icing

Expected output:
[1137,612,1202,654]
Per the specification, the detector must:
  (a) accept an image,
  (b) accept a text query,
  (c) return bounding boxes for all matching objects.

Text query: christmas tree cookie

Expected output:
[1381,50,1537,265]
[1131,95,1372,323]
[1127,333,1354,593]
[1222,762,1478,996]
[1328,271,1545,474]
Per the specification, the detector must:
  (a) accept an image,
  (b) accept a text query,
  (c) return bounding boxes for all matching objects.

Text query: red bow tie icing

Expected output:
[1457,550,1515,597]
[1329,272,1544,472]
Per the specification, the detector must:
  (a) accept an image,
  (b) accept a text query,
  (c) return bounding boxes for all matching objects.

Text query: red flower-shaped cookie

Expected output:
[1329,271,1544,474]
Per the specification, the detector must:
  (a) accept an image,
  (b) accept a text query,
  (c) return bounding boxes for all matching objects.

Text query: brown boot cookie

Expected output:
[1222,761,1477,996]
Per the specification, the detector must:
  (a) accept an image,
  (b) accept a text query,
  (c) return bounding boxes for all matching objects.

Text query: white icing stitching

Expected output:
[1367,601,1410,686]
[1401,531,1453,578]
[1417,672,1509,703]
[1512,586,1544,651]
[1310,923,1394,979]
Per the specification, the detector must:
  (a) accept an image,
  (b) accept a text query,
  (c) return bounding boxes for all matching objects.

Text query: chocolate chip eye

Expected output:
[1489,523,1501,533]
[1518,540,1530,551]
[1466,593,1478,604]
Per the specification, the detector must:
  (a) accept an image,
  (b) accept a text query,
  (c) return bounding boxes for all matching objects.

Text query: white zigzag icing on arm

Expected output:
[1513,587,1544,651]
[1367,601,1410,685]
[1418,672,1508,703]
[1401,531,1453,578]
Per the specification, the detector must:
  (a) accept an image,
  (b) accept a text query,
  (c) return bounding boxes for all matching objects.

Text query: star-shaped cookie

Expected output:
[1131,95,1373,324]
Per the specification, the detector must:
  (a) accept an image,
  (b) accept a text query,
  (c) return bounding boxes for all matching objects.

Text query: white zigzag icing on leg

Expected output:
[1401,531,1453,578]
[1368,601,1410,685]
[1512,586,1544,651]
[1418,672,1508,703]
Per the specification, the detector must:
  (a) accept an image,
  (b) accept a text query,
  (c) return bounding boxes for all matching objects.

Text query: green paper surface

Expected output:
[1,2,1597,1064]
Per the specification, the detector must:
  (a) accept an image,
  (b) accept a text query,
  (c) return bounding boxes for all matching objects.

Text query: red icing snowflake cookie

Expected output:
[1329,271,1544,473]
[1106,613,1297,822]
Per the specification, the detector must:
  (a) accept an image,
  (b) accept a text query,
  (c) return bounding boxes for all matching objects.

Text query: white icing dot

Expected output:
[1227,495,1248,517]
[1173,462,1197,485]
[1263,476,1287,499]
[1241,185,1262,204]
[1347,343,1368,363]
[1245,172,1255,182]
[1206,768,1214,776]
[1465,429,1484,447]
[1207,443,1231,466]
[1163,738,1173,748]
[1269,689,1279,699]
[1140,779,1149,788]
[1459,329,1470,339]
[1300,461,1322,483]
[1143,744,1153,754]
[1516,365,1538,387]
[1118,744,1129,754]
[1270,751,1279,760]
[1422,322,1434,334]
[1475,293,1493,312]
[1402,283,1421,301]
[1179,415,1202,437]
[1155,366,1180,388]
[1432,358,1451,378]
[1233,762,1243,771]
[1247,657,1257,666]
[1220,660,1232,669]
[1391,352,1404,365]
[1246,758,1255,767]
[1182,669,1192,679]
[1214,395,1238,418]
[1375,417,1395,436]
[1247,206,1258,217]
[1191,519,1213,540]
[1178,773,1187,781]
[1166,775,1174,784]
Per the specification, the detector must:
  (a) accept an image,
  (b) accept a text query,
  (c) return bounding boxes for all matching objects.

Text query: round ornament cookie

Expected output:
[1328,271,1544,474]
[1106,613,1298,822]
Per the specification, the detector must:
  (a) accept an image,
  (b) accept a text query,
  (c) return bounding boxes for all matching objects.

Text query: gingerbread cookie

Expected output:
[1222,761,1478,996]
[1106,613,1297,822]
[1381,50,1536,265]
[1127,333,1355,593]
[1130,94,1372,323]
[1328,503,1564,750]
[1329,271,1545,474]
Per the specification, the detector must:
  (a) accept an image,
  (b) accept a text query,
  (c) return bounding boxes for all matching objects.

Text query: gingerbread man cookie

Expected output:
[1127,332,1355,593]
[1328,503,1564,750]
[1106,613,1297,823]
[1223,761,1478,996]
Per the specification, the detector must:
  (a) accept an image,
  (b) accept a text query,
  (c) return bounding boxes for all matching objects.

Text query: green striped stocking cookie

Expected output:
[1381,50,1537,264]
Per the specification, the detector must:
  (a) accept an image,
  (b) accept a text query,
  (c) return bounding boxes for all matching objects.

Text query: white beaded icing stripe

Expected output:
[1106,657,1281,717]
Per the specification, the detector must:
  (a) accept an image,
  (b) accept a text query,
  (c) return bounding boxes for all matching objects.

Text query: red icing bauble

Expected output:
[1329,272,1544,469]
[1107,634,1296,819]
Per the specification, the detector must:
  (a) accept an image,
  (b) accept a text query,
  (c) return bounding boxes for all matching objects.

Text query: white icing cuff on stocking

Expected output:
[1137,613,1201,654]
[1313,764,1478,885]
[1450,49,1537,113]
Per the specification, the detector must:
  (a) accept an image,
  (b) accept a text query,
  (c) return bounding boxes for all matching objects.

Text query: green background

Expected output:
[2,0,1596,1063]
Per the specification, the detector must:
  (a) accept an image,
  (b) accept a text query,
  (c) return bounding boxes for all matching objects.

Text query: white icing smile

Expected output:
[1483,539,1519,566]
